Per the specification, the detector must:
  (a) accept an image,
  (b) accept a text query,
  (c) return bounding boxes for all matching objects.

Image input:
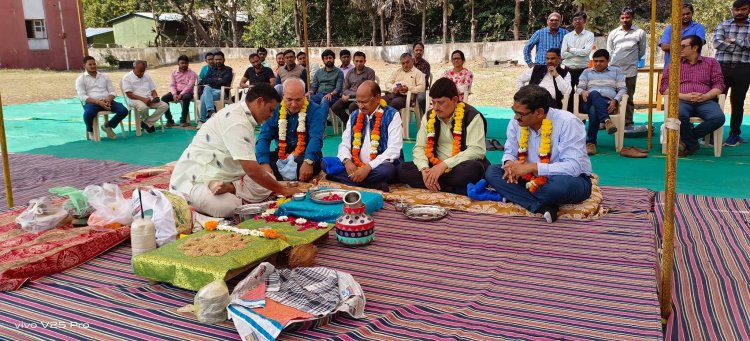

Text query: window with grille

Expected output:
[25,19,47,39]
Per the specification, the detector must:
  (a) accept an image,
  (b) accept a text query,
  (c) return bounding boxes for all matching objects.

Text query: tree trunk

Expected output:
[470,0,476,43]
[528,0,534,37]
[442,0,448,44]
[293,0,302,46]
[371,12,377,46]
[228,0,239,48]
[166,0,213,46]
[326,0,331,47]
[380,10,386,45]
[149,0,161,47]
[513,0,521,40]
[421,0,426,43]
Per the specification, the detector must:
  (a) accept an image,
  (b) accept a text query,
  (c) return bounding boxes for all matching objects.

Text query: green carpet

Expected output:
[3,98,749,198]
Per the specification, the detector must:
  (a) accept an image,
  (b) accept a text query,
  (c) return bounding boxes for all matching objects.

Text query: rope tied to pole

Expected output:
[659,118,681,145]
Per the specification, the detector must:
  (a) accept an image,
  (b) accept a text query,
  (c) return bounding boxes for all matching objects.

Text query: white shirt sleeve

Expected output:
[121,73,134,93]
[75,75,88,102]
[517,68,533,90]
[105,74,116,97]
[556,72,572,97]
[337,116,354,162]
[368,112,403,169]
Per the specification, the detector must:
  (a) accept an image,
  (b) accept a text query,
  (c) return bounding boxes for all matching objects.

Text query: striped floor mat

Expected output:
[0,186,662,340]
[654,193,750,340]
[0,153,144,211]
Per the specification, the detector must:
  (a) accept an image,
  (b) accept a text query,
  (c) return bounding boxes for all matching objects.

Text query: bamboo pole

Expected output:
[301,0,311,91]
[660,0,683,320]
[0,92,13,209]
[647,0,657,150]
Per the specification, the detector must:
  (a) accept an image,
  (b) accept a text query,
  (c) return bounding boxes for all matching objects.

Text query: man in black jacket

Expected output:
[516,48,572,109]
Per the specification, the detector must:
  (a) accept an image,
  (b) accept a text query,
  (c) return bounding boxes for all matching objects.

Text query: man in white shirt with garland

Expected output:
[170,84,302,218]
[324,80,403,192]
[122,60,168,133]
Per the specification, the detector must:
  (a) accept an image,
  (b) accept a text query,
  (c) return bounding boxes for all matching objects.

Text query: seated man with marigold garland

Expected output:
[485,85,593,223]
[324,80,403,192]
[396,78,489,195]
[256,79,326,182]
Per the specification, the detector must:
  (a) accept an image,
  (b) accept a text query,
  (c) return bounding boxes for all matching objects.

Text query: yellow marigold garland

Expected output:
[278,98,309,159]
[425,102,465,167]
[351,99,388,167]
[518,118,553,192]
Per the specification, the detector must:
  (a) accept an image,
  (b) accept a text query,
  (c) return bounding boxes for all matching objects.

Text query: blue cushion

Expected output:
[275,189,384,224]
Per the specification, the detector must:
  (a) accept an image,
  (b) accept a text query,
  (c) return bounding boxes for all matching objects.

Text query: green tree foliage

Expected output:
[82,0,141,27]
[241,1,297,47]
[694,0,732,35]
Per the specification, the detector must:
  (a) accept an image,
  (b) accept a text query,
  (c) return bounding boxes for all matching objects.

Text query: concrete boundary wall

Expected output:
[89,37,714,69]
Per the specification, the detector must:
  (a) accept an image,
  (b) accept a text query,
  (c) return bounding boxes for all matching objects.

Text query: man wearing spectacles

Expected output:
[660,35,725,157]
[485,85,593,223]
[324,81,403,191]
[384,53,426,110]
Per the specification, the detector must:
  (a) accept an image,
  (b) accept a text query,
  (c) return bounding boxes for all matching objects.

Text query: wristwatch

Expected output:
[303,159,314,165]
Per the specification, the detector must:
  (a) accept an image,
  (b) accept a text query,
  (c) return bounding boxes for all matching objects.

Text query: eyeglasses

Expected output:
[513,110,534,118]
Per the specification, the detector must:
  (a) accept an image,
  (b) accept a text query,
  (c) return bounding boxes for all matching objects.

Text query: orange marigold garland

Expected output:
[518,118,553,193]
[425,102,465,166]
[278,99,309,160]
[351,99,387,167]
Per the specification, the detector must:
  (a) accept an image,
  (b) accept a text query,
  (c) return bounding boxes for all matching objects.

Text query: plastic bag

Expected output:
[131,188,178,246]
[276,156,298,181]
[83,183,133,226]
[16,197,70,233]
[49,186,90,217]
[194,280,230,324]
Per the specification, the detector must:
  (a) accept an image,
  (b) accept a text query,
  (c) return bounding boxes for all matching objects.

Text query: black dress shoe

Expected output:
[141,122,155,133]
[485,139,496,151]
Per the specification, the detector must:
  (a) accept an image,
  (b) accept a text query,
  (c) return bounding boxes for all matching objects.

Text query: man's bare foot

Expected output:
[208,181,235,195]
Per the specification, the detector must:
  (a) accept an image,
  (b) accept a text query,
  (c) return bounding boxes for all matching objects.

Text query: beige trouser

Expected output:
[131,100,168,127]
[188,174,273,218]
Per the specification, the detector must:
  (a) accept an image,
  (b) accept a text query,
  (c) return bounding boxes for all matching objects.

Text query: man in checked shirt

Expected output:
[714,0,750,147]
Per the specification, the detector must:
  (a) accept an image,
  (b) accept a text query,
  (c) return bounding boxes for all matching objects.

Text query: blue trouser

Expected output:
[485,164,592,213]
[678,99,726,151]
[309,93,340,116]
[581,91,612,144]
[324,162,398,189]
[83,101,128,133]
[200,87,221,122]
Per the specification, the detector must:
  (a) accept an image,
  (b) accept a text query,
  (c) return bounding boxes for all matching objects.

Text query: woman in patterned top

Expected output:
[442,50,474,102]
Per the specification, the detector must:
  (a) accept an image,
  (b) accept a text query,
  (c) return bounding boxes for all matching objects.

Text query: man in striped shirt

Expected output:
[524,13,568,67]
[660,35,725,156]
[713,0,750,146]
[576,49,627,155]
[607,7,646,131]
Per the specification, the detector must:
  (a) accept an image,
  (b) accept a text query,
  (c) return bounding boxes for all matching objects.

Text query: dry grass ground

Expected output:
[1,57,747,114]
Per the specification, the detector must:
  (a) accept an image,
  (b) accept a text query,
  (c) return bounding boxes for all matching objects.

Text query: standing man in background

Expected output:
[561,11,595,113]
[524,13,568,67]
[607,7,647,133]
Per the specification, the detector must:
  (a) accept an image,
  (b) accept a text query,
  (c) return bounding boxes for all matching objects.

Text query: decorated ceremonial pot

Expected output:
[335,191,374,245]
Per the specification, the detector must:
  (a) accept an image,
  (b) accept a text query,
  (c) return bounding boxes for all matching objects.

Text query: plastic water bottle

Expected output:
[131,217,156,261]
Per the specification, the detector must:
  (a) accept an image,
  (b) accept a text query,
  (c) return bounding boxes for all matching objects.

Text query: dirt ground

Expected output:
[0,57,745,113]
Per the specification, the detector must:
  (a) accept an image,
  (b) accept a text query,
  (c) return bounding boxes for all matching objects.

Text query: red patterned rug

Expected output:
[0,172,171,291]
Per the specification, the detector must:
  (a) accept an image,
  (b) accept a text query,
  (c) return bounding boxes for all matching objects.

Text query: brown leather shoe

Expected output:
[604,119,617,134]
[586,143,597,155]
[620,146,648,158]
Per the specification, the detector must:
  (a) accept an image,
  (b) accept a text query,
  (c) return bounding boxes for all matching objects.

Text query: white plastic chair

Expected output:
[120,80,165,136]
[661,94,725,157]
[573,94,628,152]
[193,72,236,123]
[79,99,126,142]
